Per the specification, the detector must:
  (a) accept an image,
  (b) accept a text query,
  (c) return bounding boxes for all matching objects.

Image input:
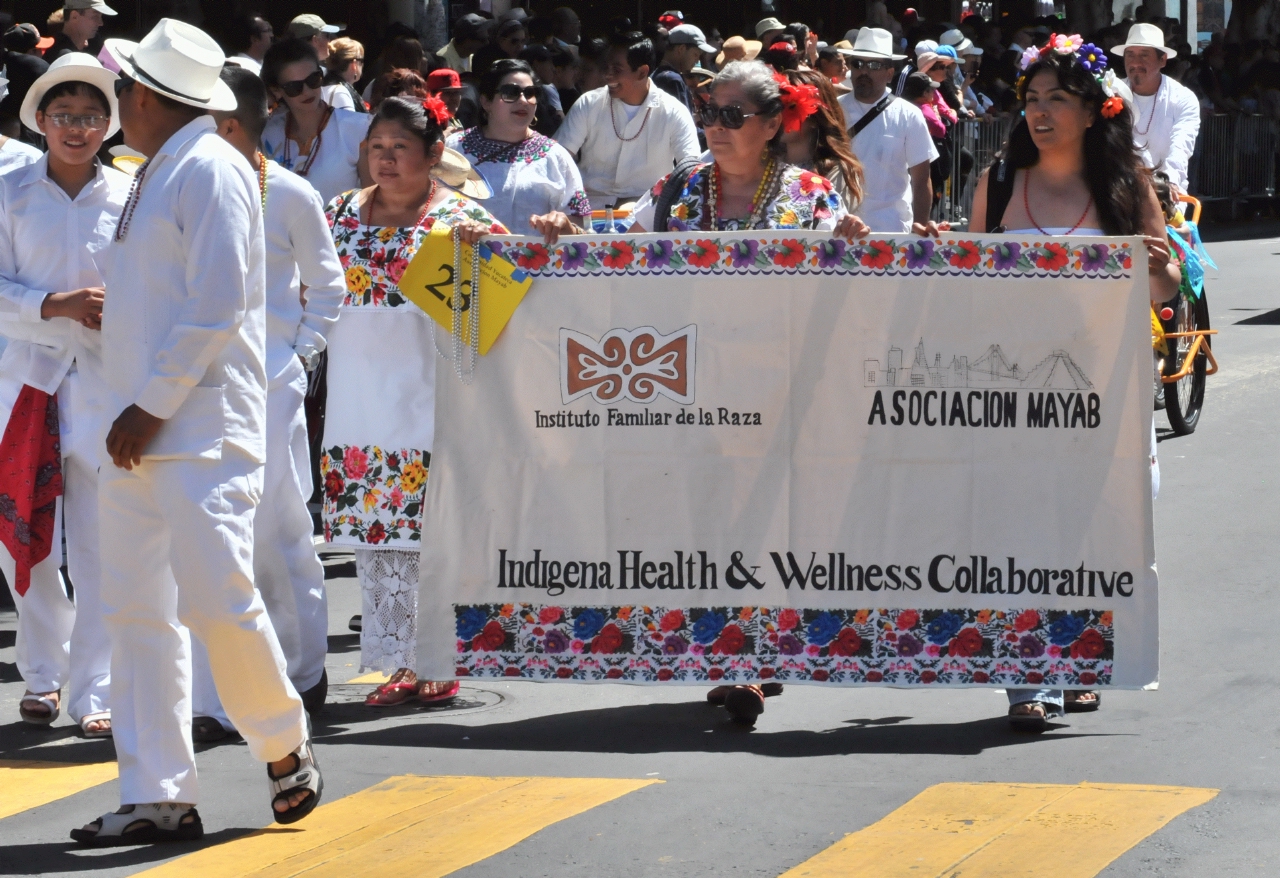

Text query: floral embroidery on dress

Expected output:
[320,444,430,544]
[325,189,508,308]
[456,128,591,217]
[647,162,842,231]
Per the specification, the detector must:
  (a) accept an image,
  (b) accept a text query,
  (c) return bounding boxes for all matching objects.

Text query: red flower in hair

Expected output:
[422,94,452,127]
[1100,96,1124,118]
[777,80,822,133]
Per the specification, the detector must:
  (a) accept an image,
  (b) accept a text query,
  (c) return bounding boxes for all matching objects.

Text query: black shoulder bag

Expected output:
[984,159,1016,233]
[653,156,706,232]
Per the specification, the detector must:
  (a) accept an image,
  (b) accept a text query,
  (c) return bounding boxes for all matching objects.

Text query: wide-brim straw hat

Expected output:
[716,36,761,67]
[433,146,492,200]
[1112,23,1175,58]
[21,53,121,138]
[105,18,236,113]
[847,27,907,61]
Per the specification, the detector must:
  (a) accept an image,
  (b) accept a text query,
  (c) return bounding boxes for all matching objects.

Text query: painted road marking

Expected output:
[779,782,1218,878]
[0,760,117,821]
[135,774,660,877]
[346,671,390,684]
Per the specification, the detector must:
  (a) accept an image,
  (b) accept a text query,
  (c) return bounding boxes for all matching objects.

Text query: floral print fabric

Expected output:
[633,162,844,232]
[320,445,429,544]
[325,188,508,308]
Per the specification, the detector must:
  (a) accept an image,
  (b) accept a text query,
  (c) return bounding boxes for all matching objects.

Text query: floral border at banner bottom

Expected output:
[452,605,1114,686]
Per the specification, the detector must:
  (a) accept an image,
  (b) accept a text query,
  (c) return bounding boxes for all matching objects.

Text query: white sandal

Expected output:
[19,691,59,725]
[79,711,112,738]
[268,737,323,824]
[70,804,202,847]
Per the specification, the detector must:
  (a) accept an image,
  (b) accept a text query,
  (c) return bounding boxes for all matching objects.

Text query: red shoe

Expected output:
[364,669,417,707]
[417,681,461,704]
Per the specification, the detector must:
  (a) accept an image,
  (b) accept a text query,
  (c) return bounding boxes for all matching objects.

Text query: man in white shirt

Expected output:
[1116,23,1200,195]
[555,31,700,207]
[187,65,345,740]
[836,28,938,233]
[227,15,273,77]
[72,20,320,846]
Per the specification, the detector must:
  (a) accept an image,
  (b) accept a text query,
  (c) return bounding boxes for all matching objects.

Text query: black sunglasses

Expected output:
[279,70,323,97]
[114,74,134,97]
[495,84,539,102]
[698,103,759,129]
[848,58,892,70]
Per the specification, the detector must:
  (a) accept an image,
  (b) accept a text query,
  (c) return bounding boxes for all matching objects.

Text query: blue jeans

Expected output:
[1007,688,1064,716]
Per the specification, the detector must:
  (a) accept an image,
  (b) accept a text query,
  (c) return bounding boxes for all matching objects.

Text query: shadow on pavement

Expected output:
[0,828,251,876]
[312,700,1108,757]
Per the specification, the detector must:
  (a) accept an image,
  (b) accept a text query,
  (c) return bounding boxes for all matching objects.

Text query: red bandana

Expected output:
[0,386,62,595]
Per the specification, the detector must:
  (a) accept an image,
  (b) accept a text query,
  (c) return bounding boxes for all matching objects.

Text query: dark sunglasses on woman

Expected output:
[496,84,539,102]
[279,70,324,97]
[697,104,759,129]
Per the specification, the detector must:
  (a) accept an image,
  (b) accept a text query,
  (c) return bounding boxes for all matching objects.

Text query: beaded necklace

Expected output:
[363,179,439,268]
[1132,79,1162,143]
[610,96,652,142]
[255,151,268,214]
[285,103,333,177]
[114,157,152,242]
[704,156,780,230]
[1022,168,1093,236]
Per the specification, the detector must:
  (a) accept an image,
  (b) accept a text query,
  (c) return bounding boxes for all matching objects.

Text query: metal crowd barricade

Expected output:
[935,115,1014,229]
[1193,114,1277,211]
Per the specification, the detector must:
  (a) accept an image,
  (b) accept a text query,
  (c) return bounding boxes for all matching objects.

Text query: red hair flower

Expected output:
[1100,95,1124,118]
[422,94,452,127]
[777,79,822,133]
[768,41,796,54]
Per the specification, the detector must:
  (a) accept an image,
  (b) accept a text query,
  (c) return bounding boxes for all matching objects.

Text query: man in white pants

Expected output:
[0,54,125,738]
[188,64,345,740]
[1116,23,1200,195]
[72,20,321,846]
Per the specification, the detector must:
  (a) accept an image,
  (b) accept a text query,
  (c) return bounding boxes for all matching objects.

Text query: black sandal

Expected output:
[70,804,203,847]
[269,738,324,824]
[1007,700,1054,732]
[192,715,229,743]
[1064,690,1101,713]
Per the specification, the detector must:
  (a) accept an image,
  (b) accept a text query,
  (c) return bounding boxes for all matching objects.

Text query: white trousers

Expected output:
[99,446,306,805]
[192,371,327,727]
[7,450,108,721]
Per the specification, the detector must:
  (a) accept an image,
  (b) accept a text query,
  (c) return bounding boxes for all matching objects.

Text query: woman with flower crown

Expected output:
[590,59,869,725]
[322,95,507,707]
[967,34,1180,731]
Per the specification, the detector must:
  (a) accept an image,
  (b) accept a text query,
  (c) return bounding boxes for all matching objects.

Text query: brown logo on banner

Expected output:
[559,325,697,405]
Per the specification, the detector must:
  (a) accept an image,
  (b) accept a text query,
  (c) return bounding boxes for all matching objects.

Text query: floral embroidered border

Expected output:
[453,604,1114,686]
[487,236,1133,280]
[320,445,429,545]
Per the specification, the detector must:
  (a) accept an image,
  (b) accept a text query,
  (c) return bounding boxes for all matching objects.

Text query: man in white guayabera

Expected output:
[1116,23,1200,196]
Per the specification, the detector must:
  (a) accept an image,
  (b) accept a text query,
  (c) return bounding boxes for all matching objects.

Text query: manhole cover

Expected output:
[323,685,505,717]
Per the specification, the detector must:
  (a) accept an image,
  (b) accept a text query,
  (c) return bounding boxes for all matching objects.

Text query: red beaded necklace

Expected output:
[610,96,652,142]
[285,103,333,177]
[364,179,439,266]
[1022,168,1093,236]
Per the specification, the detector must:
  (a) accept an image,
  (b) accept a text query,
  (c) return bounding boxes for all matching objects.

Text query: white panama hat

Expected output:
[1112,23,1176,59]
[847,27,907,61]
[21,53,120,138]
[105,18,236,113]
[940,28,983,56]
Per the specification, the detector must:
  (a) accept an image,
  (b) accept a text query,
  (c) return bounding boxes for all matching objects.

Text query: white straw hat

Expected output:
[1112,23,1175,59]
[847,27,907,61]
[21,53,120,138]
[104,18,236,113]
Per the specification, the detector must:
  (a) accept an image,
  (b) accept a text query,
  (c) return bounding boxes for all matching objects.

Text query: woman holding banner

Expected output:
[576,59,869,724]
[321,96,506,706]
[968,35,1179,731]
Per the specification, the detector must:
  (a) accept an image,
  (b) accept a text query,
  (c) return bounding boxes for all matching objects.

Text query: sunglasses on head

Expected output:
[279,70,323,97]
[848,58,892,70]
[495,84,539,102]
[697,103,759,129]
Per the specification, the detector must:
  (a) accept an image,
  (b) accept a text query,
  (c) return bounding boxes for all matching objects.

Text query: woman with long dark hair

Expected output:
[779,69,864,211]
[448,59,588,238]
[968,37,1179,731]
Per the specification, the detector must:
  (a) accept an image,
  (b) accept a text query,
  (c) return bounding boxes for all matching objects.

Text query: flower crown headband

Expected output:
[1017,33,1126,118]
[772,71,823,133]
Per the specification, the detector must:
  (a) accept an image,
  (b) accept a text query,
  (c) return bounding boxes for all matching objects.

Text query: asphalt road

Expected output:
[0,235,1277,877]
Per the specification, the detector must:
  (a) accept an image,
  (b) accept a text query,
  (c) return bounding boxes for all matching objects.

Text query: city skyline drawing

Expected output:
[864,339,1094,390]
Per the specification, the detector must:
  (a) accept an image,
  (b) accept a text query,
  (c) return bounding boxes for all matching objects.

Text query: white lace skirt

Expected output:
[355,547,419,673]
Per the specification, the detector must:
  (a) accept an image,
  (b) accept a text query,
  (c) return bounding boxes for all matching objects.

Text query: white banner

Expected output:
[417,231,1157,689]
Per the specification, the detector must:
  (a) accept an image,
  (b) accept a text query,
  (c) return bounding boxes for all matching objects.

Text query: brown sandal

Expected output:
[724,685,766,725]
[364,668,417,706]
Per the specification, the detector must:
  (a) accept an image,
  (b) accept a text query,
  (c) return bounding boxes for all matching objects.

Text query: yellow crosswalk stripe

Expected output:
[135,774,660,877]
[0,760,118,821]
[346,671,390,684]
[779,782,1218,878]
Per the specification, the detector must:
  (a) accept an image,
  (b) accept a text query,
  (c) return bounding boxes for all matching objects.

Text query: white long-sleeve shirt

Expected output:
[262,159,344,389]
[100,116,268,463]
[554,84,700,204]
[1125,73,1200,192]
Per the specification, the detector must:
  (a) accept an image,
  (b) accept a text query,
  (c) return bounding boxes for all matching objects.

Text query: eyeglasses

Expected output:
[698,103,760,129]
[496,84,539,102]
[114,75,134,97]
[279,70,323,97]
[45,113,109,130]
[849,59,892,70]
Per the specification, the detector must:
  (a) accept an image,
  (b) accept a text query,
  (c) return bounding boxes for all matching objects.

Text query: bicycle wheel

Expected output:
[1162,290,1210,435]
